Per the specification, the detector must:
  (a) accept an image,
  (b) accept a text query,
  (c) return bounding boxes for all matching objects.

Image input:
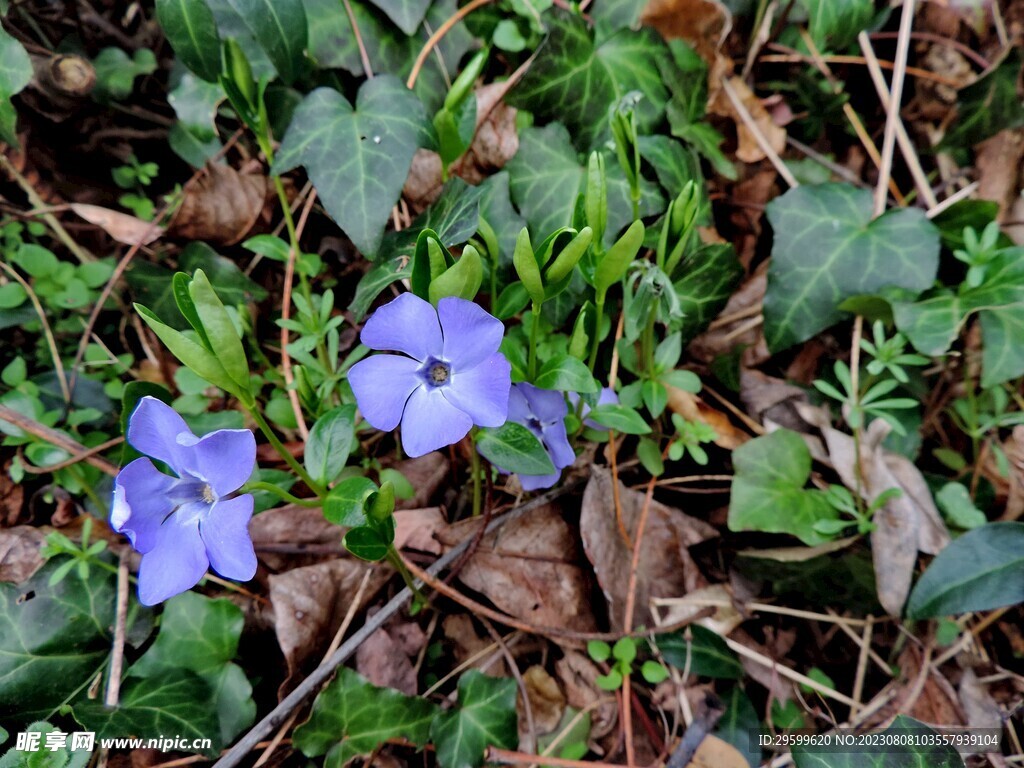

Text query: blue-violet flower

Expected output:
[348,294,512,457]
[111,396,258,606]
[571,387,618,430]
[493,383,575,490]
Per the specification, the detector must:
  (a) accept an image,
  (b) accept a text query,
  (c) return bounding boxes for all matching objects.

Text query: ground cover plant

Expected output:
[0,0,1023,767]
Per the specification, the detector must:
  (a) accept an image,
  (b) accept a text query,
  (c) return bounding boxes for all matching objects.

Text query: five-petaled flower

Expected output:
[111,396,258,605]
[493,383,575,490]
[348,294,512,457]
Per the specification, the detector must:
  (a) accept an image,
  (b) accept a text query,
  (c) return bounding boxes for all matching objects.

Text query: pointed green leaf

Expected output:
[365,0,430,34]
[304,405,357,486]
[430,244,483,304]
[764,183,940,352]
[585,404,650,434]
[156,0,222,81]
[595,219,645,296]
[274,79,425,257]
[223,0,307,84]
[476,422,557,476]
[942,48,1024,149]
[323,476,378,527]
[535,354,598,393]
[188,269,250,393]
[135,304,240,395]
[798,0,875,52]
[343,525,390,562]
[431,671,518,768]
[659,626,743,679]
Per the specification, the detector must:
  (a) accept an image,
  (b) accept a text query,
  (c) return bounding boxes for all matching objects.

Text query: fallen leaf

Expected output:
[0,526,45,583]
[0,465,25,526]
[442,614,508,678]
[554,651,617,739]
[651,583,743,637]
[882,645,963,728]
[976,130,1024,220]
[269,559,389,696]
[666,385,748,449]
[356,623,421,695]
[687,734,749,768]
[1001,425,1024,520]
[250,504,342,571]
[388,452,450,510]
[738,369,807,434]
[640,0,731,62]
[580,468,717,631]
[519,665,566,739]
[70,203,163,246]
[167,161,269,245]
[439,504,597,632]
[394,507,446,554]
[688,265,770,367]
[958,667,1002,741]
[709,76,787,164]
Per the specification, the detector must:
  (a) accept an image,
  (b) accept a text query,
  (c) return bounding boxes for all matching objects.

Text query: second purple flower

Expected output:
[348,293,512,457]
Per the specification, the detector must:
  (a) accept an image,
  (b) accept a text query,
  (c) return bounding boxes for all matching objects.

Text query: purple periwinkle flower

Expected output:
[348,294,512,457]
[571,387,619,430]
[493,383,575,490]
[111,397,258,606]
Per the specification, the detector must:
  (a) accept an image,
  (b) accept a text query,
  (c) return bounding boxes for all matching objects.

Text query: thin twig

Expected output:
[873,0,916,218]
[342,0,373,78]
[19,436,124,474]
[487,748,627,768]
[719,78,798,187]
[407,0,493,89]
[0,405,118,475]
[850,615,874,717]
[104,551,130,706]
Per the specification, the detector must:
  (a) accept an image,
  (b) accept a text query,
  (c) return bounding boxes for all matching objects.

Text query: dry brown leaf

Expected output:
[959,668,1002,738]
[167,161,268,245]
[389,452,450,510]
[269,559,389,697]
[580,468,717,631]
[394,507,446,554]
[688,265,770,367]
[709,76,787,164]
[0,526,45,583]
[666,385,748,449]
[739,368,807,433]
[519,666,566,740]
[640,0,731,62]
[884,645,964,727]
[439,504,597,632]
[70,203,163,246]
[799,406,951,615]
[356,624,421,695]
[687,734,749,768]
[976,130,1024,220]
[1001,425,1024,520]
[554,651,617,739]
[250,504,341,570]
[442,614,508,677]
[652,583,743,636]
[0,465,25,526]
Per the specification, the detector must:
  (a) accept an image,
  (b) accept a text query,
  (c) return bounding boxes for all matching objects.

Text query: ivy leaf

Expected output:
[673,243,742,343]
[168,71,224,140]
[351,257,413,320]
[715,688,761,768]
[274,79,426,257]
[294,667,438,768]
[791,715,964,767]
[476,422,557,475]
[366,0,431,35]
[223,0,308,84]
[797,0,875,52]
[728,429,838,546]
[907,522,1024,618]
[507,124,663,246]
[431,671,518,768]
[156,0,222,81]
[508,9,668,151]
[72,672,220,754]
[658,626,743,679]
[942,48,1024,149]
[0,28,32,146]
[127,593,254,745]
[180,242,268,303]
[304,405,357,487]
[764,183,940,352]
[378,179,484,263]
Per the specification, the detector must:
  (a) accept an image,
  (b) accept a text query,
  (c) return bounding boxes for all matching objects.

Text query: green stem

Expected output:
[246,403,327,497]
[68,464,108,517]
[641,312,656,381]
[528,302,541,380]
[587,295,606,374]
[470,429,483,517]
[385,546,429,610]
[242,481,322,507]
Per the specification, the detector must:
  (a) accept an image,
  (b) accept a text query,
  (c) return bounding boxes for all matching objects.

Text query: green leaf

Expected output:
[658,626,743,679]
[430,244,484,304]
[343,525,391,562]
[534,354,598,393]
[507,124,662,247]
[0,558,137,721]
[594,219,645,296]
[366,0,431,34]
[92,47,157,101]
[0,722,90,768]
[305,405,357,486]
[324,476,378,526]
[179,242,268,304]
[135,305,241,396]
[476,422,557,475]
[351,257,412,320]
[906,522,1024,618]
[585,404,650,434]
[791,715,964,767]
[127,593,254,745]
[188,269,250,393]
[431,670,518,768]
[380,179,484,264]
[223,0,307,84]
[672,243,742,343]
[512,228,544,305]
[798,0,875,52]
[168,71,224,140]
[274,79,425,257]
[294,667,438,768]
[942,48,1024,149]
[935,483,986,530]
[715,688,761,768]
[73,671,219,754]
[0,27,32,146]
[156,0,222,81]
[508,9,668,151]
[764,183,940,352]
[728,429,838,546]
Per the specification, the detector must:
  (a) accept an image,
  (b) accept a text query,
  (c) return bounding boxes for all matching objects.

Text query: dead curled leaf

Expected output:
[554,651,617,739]
[356,620,425,696]
[666,384,748,449]
[519,665,566,738]
[709,76,787,164]
[167,161,269,245]
[438,504,597,632]
[70,203,163,246]
[640,0,731,62]
[798,405,951,616]
[687,734,749,768]
[0,526,46,584]
[580,468,717,631]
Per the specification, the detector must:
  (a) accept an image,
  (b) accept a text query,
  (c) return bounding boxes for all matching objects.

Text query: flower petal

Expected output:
[442,353,511,427]
[506,384,533,425]
[519,471,561,491]
[361,293,442,361]
[541,421,575,469]
[519,383,567,425]
[438,298,505,368]
[400,386,473,457]
[186,429,257,496]
[136,514,208,606]
[200,495,257,581]
[349,355,423,431]
[127,396,196,473]
[111,458,176,554]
